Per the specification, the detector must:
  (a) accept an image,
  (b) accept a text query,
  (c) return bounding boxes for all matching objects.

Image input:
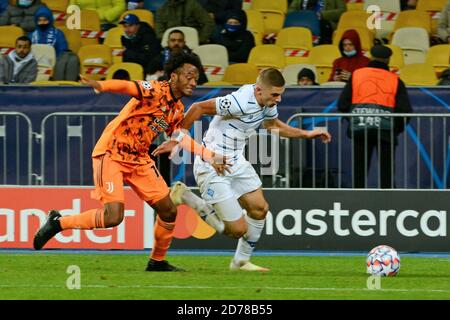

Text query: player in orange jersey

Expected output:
[33,52,228,271]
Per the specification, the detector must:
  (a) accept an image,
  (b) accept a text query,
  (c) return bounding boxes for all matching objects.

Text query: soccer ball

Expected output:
[366,245,401,277]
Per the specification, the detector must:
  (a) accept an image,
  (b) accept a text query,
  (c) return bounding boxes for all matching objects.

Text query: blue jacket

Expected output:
[29,6,68,57]
[0,0,8,14]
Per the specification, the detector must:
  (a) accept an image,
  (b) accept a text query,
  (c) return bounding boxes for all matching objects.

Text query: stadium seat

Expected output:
[202,81,233,86]
[283,11,320,44]
[333,27,374,54]
[282,63,317,85]
[160,26,199,49]
[425,44,450,76]
[42,0,69,27]
[364,0,401,40]
[392,27,429,64]
[400,63,438,86]
[250,0,287,36]
[307,44,341,84]
[346,1,364,11]
[417,0,448,35]
[120,9,154,28]
[0,26,24,56]
[79,10,101,46]
[106,62,144,80]
[276,27,313,65]
[78,44,112,81]
[242,0,253,10]
[144,0,165,13]
[336,11,375,37]
[31,44,56,81]
[222,63,259,85]
[103,26,125,64]
[392,10,431,35]
[250,0,287,14]
[193,44,229,82]
[245,9,265,46]
[385,44,404,74]
[247,44,286,70]
[364,0,401,13]
[59,26,81,54]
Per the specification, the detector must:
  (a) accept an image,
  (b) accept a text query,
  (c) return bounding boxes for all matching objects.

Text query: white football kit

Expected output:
[193,84,278,219]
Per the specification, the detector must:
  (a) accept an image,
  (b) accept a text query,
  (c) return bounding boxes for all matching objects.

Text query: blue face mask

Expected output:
[344,49,357,57]
[225,23,241,33]
[124,33,136,40]
[18,0,34,7]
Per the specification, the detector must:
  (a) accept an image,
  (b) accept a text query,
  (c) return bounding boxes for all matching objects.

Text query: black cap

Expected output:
[370,45,392,59]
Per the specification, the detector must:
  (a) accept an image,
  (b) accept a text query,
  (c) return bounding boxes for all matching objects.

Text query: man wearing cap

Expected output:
[338,45,412,189]
[120,13,162,76]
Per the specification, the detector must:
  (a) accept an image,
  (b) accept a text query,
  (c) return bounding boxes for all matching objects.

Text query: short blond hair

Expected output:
[256,68,285,87]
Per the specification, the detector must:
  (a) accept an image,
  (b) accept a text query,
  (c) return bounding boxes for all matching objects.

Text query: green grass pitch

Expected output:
[0,253,449,300]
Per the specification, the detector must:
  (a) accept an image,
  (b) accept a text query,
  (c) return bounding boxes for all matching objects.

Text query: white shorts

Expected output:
[193,156,262,206]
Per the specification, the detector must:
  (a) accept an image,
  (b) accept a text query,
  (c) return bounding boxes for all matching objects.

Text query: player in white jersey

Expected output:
[154,68,331,271]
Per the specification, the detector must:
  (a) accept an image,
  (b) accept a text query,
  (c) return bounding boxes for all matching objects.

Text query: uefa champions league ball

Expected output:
[366,245,401,277]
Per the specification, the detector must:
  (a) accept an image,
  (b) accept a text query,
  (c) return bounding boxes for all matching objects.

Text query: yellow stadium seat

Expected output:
[392,27,429,64]
[393,10,431,34]
[120,9,154,28]
[59,26,81,54]
[242,0,252,10]
[250,0,287,36]
[193,44,229,82]
[31,44,56,81]
[78,44,112,81]
[336,11,375,37]
[400,63,438,86]
[282,63,317,85]
[222,63,259,85]
[425,44,450,76]
[106,62,144,81]
[346,3,364,11]
[251,0,287,14]
[307,44,341,84]
[202,81,233,86]
[79,10,101,46]
[276,27,313,64]
[333,27,374,54]
[245,9,264,46]
[364,0,401,13]
[42,0,69,27]
[248,44,286,70]
[160,26,199,49]
[417,0,448,35]
[0,26,24,55]
[104,26,124,64]
[385,44,404,74]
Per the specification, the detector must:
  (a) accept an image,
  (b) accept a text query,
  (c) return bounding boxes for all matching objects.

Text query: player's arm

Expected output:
[80,76,140,97]
[182,98,217,130]
[263,118,332,142]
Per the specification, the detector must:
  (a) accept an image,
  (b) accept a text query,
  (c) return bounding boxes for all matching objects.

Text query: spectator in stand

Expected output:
[0,35,37,84]
[400,0,417,10]
[297,68,319,85]
[0,0,8,15]
[69,0,126,30]
[147,29,208,84]
[437,0,450,44]
[126,0,144,10]
[288,0,346,44]
[120,13,162,75]
[112,68,131,80]
[197,0,242,28]
[329,29,370,82]
[212,10,255,63]
[155,0,215,44]
[0,0,46,32]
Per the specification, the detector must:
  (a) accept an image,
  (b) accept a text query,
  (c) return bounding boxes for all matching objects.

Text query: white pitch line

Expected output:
[0,284,449,294]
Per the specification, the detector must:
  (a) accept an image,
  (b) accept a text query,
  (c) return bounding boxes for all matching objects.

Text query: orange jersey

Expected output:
[92,80,185,165]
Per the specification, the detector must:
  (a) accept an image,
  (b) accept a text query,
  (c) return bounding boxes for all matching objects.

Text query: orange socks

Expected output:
[59,209,105,230]
[150,216,175,261]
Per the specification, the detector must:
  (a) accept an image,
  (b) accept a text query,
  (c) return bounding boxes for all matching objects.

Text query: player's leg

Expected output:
[128,162,184,271]
[170,181,225,234]
[33,155,126,250]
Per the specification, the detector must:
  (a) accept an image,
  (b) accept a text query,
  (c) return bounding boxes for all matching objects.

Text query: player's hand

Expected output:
[208,152,232,176]
[307,129,332,143]
[80,75,101,93]
[152,140,179,159]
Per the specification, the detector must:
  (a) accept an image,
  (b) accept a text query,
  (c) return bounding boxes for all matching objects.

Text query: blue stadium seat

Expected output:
[283,11,320,40]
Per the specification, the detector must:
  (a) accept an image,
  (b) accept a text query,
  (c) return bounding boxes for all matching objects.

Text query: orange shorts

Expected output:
[91,154,169,205]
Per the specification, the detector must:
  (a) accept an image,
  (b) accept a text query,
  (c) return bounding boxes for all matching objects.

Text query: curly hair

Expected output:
[164,51,202,76]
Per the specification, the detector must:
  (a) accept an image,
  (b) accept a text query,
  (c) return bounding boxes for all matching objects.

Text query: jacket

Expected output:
[69,0,125,24]
[0,0,45,32]
[0,52,38,84]
[196,0,242,25]
[29,6,68,57]
[155,0,215,44]
[437,2,450,42]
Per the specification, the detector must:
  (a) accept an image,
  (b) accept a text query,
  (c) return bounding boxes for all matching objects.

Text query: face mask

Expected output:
[344,49,357,57]
[124,33,136,40]
[18,0,33,7]
[225,23,241,33]
[38,23,50,31]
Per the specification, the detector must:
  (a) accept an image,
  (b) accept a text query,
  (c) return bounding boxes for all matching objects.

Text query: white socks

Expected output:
[233,215,265,263]
[181,190,225,234]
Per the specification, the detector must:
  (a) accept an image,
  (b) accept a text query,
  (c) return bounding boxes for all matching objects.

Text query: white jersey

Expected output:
[202,84,279,163]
